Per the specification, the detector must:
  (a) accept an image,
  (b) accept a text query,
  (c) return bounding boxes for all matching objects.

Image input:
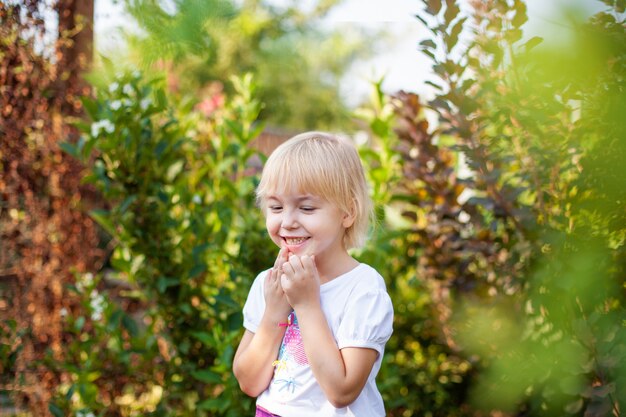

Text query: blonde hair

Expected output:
[256,131,373,249]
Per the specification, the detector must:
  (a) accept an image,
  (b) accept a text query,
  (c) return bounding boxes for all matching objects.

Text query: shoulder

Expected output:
[339,264,392,312]
[353,263,388,291]
[247,269,271,295]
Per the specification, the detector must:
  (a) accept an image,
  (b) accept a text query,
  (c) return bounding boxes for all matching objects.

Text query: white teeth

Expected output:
[285,237,307,245]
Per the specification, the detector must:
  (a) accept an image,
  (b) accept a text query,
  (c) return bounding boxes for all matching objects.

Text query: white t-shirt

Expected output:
[242,263,394,417]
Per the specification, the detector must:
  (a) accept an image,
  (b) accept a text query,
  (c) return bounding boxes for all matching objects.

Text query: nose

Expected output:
[281,208,298,229]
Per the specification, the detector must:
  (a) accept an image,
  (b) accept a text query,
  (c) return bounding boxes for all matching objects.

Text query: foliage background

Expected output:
[1,0,624,416]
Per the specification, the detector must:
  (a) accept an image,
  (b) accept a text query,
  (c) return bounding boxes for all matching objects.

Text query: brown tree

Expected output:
[1,1,102,414]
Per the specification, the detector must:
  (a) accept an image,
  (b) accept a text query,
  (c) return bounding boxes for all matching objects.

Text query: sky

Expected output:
[94,0,604,107]
[93,0,429,105]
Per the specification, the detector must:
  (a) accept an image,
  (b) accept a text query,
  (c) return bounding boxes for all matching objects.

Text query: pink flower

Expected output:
[196,93,225,117]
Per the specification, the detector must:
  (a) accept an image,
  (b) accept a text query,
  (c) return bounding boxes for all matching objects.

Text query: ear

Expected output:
[342,199,357,228]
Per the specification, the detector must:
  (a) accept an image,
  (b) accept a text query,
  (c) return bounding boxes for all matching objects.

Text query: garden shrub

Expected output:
[359,0,625,416]
[57,70,272,416]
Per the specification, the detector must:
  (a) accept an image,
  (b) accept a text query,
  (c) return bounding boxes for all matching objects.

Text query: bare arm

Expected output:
[281,255,378,408]
[296,305,378,407]
[233,248,292,397]
[233,318,286,396]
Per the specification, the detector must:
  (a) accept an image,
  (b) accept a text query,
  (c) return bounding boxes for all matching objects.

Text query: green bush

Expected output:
[362,0,626,416]
[58,70,272,416]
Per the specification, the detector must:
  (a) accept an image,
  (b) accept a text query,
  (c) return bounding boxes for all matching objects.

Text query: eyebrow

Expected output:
[266,194,319,203]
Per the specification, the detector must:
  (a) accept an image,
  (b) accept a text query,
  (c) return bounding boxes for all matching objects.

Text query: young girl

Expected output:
[233,132,393,417]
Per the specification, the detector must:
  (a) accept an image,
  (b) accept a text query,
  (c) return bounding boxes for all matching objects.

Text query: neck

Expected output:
[316,252,359,284]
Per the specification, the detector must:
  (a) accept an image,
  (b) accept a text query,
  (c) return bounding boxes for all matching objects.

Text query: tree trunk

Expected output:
[55,0,94,113]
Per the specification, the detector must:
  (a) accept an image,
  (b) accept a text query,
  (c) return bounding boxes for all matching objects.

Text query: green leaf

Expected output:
[191,369,222,384]
[89,209,117,237]
[420,47,437,61]
[65,384,76,401]
[443,0,460,25]
[420,39,437,50]
[166,159,185,182]
[220,344,234,366]
[414,13,433,31]
[155,139,169,160]
[59,141,79,158]
[523,36,543,52]
[118,195,137,213]
[446,17,467,51]
[215,292,238,308]
[425,80,444,91]
[197,397,224,411]
[48,403,64,417]
[505,29,523,44]
[80,95,99,119]
[225,119,244,141]
[371,119,389,138]
[157,276,179,293]
[189,263,207,278]
[190,331,214,346]
[122,314,139,337]
[248,121,266,145]
[75,316,85,331]
[227,311,243,331]
[512,0,528,28]
[192,243,210,259]
[108,309,123,328]
[425,0,442,16]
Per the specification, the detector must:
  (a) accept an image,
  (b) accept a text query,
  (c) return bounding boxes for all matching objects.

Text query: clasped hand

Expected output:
[264,247,321,318]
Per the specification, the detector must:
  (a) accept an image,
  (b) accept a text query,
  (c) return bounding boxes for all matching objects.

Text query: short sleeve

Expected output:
[335,289,394,355]
[242,270,268,333]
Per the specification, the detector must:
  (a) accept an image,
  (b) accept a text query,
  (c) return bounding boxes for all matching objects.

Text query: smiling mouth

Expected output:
[283,237,309,245]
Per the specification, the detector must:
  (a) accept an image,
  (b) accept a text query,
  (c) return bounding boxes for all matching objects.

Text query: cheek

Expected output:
[265,215,280,234]
[265,220,281,246]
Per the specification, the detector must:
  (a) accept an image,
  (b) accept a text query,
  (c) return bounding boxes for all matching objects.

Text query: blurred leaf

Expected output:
[80,96,99,119]
[122,314,139,337]
[75,316,85,331]
[166,159,185,182]
[425,0,442,16]
[89,209,116,237]
[420,39,437,49]
[157,276,179,293]
[58,141,79,158]
[197,397,225,411]
[48,403,63,417]
[191,369,222,384]
[512,0,528,28]
[443,0,460,25]
[523,36,543,52]
[446,16,467,51]
[191,331,214,346]
[189,263,207,278]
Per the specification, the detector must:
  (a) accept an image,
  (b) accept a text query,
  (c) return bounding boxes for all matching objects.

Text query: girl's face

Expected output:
[264,192,353,262]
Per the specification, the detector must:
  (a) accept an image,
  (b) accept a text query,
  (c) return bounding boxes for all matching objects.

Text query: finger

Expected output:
[280,272,290,290]
[279,248,290,266]
[282,260,295,277]
[273,248,285,269]
[287,254,305,275]
[274,267,283,282]
[266,269,278,290]
[301,255,316,274]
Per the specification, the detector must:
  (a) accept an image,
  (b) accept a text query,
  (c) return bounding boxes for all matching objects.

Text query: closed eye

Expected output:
[269,205,283,212]
[300,206,316,212]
